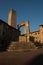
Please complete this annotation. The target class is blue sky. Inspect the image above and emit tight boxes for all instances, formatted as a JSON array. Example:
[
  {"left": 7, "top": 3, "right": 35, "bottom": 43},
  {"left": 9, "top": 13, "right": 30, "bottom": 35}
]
[{"left": 0, "top": 0, "right": 43, "bottom": 33}]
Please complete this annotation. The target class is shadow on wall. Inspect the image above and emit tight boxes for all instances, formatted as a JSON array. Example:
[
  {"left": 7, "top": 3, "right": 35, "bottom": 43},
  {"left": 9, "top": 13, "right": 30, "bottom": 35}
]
[
  {"left": 0, "top": 36, "right": 19, "bottom": 51},
  {"left": 25, "top": 54, "right": 43, "bottom": 65},
  {"left": 29, "top": 36, "right": 34, "bottom": 42}
]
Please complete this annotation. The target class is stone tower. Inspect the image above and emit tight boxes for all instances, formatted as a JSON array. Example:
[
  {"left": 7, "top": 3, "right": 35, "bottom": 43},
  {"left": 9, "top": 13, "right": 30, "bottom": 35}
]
[{"left": 8, "top": 10, "right": 16, "bottom": 28}]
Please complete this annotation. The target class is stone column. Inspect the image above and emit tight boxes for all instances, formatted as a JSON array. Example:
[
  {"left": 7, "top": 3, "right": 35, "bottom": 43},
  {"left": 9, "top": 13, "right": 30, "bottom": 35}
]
[{"left": 24, "top": 21, "right": 30, "bottom": 42}]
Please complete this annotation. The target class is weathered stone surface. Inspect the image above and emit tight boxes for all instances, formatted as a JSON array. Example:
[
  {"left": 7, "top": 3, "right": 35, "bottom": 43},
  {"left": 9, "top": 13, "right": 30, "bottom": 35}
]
[
  {"left": 17, "top": 21, "right": 30, "bottom": 42},
  {"left": 8, "top": 10, "right": 16, "bottom": 28},
  {"left": 7, "top": 42, "right": 36, "bottom": 51}
]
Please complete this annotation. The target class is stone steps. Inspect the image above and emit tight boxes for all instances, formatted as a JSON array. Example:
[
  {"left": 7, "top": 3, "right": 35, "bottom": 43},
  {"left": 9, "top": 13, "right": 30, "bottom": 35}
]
[
  {"left": 7, "top": 42, "right": 18, "bottom": 51},
  {"left": 7, "top": 41, "right": 37, "bottom": 51}
]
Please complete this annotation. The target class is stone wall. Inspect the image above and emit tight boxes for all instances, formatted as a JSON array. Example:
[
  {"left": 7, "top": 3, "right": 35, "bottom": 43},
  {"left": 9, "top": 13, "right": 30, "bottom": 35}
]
[
  {"left": 30, "top": 31, "right": 40, "bottom": 43},
  {"left": 19, "top": 36, "right": 26, "bottom": 42},
  {"left": 0, "top": 20, "right": 20, "bottom": 51}
]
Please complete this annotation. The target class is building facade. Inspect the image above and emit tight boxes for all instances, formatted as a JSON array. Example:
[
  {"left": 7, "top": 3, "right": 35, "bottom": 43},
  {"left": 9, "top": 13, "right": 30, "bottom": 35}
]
[
  {"left": 0, "top": 19, "right": 20, "bottom": 51},
  {"left": 30, "top": 25, "right": 43, "bottom": 44}
]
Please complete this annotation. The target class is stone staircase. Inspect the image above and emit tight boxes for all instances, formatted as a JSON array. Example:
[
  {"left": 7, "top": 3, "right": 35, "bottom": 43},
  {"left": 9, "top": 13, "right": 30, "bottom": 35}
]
[
  {"left": 7, "top": 41, "right": 37, "bottom": 52},
  {"left": 7, "top": 42, "right": 18, "bottom": 51}
]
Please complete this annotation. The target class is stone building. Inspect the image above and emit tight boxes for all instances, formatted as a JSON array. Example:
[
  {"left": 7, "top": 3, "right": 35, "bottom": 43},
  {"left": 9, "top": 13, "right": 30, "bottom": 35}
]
[
  {"left": 30, "top": 31, "right": 40, "bottom": 43},
  {"left": 0, "top": 19, "right": 20, "bottom": 51},
  {"left": 30, "top": 25, "right": 43, "bottom": 44},
  {"left": 18, "top": 20, "right": 43, "bottom": 44}
]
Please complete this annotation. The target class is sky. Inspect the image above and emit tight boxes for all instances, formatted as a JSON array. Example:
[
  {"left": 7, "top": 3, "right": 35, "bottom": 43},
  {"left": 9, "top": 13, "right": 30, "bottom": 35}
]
[{"left": 0, "top": 0, "right": 43, "bottom": 34}]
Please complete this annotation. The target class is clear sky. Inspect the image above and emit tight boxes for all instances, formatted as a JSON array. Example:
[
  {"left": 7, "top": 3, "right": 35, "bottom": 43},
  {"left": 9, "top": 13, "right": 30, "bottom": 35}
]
[{"left": 0, "top": 0, "right": 43, "bottom": 33}]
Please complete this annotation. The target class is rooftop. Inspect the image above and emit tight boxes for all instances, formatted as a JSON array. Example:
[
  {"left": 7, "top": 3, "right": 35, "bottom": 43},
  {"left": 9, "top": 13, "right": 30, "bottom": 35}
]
[{"left": 0, "top": 19, "right": 19, "bottom": 31}]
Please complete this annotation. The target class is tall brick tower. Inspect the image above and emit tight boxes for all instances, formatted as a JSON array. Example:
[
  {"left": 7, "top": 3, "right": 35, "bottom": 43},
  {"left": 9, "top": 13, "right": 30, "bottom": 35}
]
[{"left": 8, "top": 10, "right": 16, "bottom": 28}]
